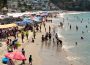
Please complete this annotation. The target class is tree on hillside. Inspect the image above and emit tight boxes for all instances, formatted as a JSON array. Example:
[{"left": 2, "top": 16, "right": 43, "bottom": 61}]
[
  {"left": 51, "top": 0, "right": 73, "bottom": 3},
  {"left": 3, "top": 0, "right": 7, "bottom": 7},
  {"left": 0, "top": 0, "right": 7, "bottom": 10}
]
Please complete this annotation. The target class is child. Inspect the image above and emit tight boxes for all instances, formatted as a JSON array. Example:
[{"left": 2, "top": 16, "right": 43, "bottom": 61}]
[
  {"left": 29, "top": 55, "right": 32, "bottom": 65},
  {"left": 32, "top": 38, "right": 34, "bottom": 43}
]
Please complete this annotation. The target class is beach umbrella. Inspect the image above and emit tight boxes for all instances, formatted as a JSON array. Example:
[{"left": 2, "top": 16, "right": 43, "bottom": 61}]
[
  {"left": 5, "top": 51, "right": 26, "bottom": 60},
  {"left": 16, "top": 18, "right": 33, "bottom": 26},
  {"left": 2, "top": 57, "right": 9, "bottom": 64},
  {"left": 33, "top": 16, "right": 42, "bottom": 23},
  {"left": 5, "top": 52, "right": 14, "bottom": 59},
  {"left": 23, "top": 18, "right": 33, "bottom": 24},
  {"left": 23, "top": 17, "right": 31, "bottom": 20},
  {"left": 23, "top": 19, "right": 33, "bottom": 23},
  {"left": 12, "top": 51, "right": 26, "bottom": 60},
  {"left": 16, "top": 21, "right": 25, "bottom": 26}
]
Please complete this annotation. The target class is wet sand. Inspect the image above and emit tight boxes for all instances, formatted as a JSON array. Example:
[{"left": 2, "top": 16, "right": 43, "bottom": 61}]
[
  {"left": 0, "top": 17, "right": 71, "bottom": 65},
  {"left": 39, "top": 22, "right": 70, "bottom": 65}
]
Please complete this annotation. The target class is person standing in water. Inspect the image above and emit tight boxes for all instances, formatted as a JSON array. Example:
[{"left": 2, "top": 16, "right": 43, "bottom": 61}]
[
  {"left": 49, "top": 32, "right": 51, "bottom": 41},
  {"left": 76, "top": 25, "right": 78, "bottom": 31},
  {"left": 75, "top": 42, "right": 77, "bottom": 46},
  {"left": 55, "top": 33, "right": 58, "bottom": 40},
  {"left": 63, "top": 18, "right": 64, "bottom": 22},
  {"left": 86, "top": 25, "right": 88, "bottom": 28},
  {"left": 41, "top": 35, "right": 44, "bottom": 43},
  {"left": 70, "top": 24, "right": 71, "bottom": 30}
]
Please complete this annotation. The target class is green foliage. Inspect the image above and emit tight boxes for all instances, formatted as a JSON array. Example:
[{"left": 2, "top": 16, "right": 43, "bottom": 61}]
[
  {"left": 0, "top": 0, "right": 7, "bottom": 10},
  {"left": 51, "top": 0, "right": 73, "bottom": 3},
  {"left": 50, "top": 0, "right": 90, "bottom": 11},
  {"left": 86, "top": 2, "right": 90, "bottom": 10}
]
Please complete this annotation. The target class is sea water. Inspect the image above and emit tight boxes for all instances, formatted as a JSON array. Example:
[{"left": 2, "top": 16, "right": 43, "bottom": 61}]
[{"left": 53, "top": 12, "right": 90, "bottom": 65}]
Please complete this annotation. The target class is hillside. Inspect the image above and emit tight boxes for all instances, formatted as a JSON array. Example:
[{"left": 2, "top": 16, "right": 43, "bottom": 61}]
[
  {"left": 50, "top": 0, "right": 90, "bottom": 11},
  {"left": 0, "top": 0, "right": 7, "bottom": 11}
]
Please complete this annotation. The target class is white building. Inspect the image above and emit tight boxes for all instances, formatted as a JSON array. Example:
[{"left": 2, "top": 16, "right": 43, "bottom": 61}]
[
  {"left": 7, "top": 0, "right": 50, "bottom": 11},
  {"left": 31, "top": 0, "right": 50, "bottom": 10},
  {"left": 7, "top": 0, "right": 31, "bottom": 12},
  {"left": 7, "top": 0, "right": 18, "bottom": 9}
]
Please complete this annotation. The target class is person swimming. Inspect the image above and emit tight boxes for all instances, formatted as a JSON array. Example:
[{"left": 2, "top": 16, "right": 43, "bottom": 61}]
[
  {"left": 81, "top": 36, "right": 84, "bottom": 40},
  {"left": 75, "top": 42, "right": 77, "bottom": 46}
]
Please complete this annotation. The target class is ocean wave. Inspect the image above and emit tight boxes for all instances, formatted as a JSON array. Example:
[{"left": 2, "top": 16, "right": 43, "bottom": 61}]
[
  {"left": 62, "top": 45, "right": 74, "bottom": 50},
  {"left": 58, "top": 33, "right": 63, "bottom": 38},
  {"left": 64, "top": 11, "right": 89, "bottom": 14},
  {"left": 66, "top": 56, "right": 80, "bottom": 61},
  {"left": 65, "top": 12, "right": 88, "bottom": 15},
  {"left": 59, "top": 13, "right": 65, "bottom": 18},
  {"left": 59, "top": 12, "right": 89, "bottom": 18}
]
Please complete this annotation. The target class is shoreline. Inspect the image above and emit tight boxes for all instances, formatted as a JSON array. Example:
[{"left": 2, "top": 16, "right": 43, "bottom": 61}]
[
  {"left": 39, "top": 22, "right": 71, "bottom": 65},
  {"left": 0, "top": 11, "right": 87, "bottom": 65},
  {"left": 0, "top": 21, "right": 70, "bottom": 65},
  {"left": 55, "top": 11, "right": 90, "bottom": 65}
]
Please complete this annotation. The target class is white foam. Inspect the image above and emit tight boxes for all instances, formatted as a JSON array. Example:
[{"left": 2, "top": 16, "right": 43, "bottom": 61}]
[
  {"left": 62, "top": 45, "right": 74, "bottom": 50},
  {"left": 66, "top": 56, "right": 80, "bottom": 61},
  {"left": 58, "top": 33, "right": 63, "bottom": 38},
  {"left": 59, "top": 13, "right": 65, "bottom": 18},
  {"left": 88, "top": 31, "right": 90, "bottom": 32},
  {"left": 64, "top": 11, "right": 88, "bottom": 15},
  {"left": 59, "top": 12, "right": 89, "bottom": 18}
]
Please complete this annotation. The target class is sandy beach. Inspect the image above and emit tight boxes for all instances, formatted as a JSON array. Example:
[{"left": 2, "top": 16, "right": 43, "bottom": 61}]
[{"left": 0, "top": 16, "right": 71, "bottom": 65}]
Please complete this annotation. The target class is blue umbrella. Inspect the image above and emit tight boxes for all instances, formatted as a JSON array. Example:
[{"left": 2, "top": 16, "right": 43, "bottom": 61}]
[
  {"left": 16, "top": 18, "right": 33, "bottom": 26},
  {"left": 23, "top": 19, "right": 33, "bottom": 24},
  {"left": 2, "top": 57, "right": 9, "bottom": 64},
  {"left": 33, "top": 16, "right": 42, "bottom": 23},
  {"left": 16, "top": 21, "right": 25, "bottom": 26},
  {"left": 23, "top": 17, "right": 32, "bottom": 20}
]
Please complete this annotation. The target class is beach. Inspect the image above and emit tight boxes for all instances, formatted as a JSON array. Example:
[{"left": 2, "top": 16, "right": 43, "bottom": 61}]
[
  {"left": 0, "top": 16, "right": 71, "bottom": 65},
  {"left": 54, "top": 11, "right": 90, "bottom": 65},
  {"left": 0, "top": 11, "right": 90, "bottom": 65}
]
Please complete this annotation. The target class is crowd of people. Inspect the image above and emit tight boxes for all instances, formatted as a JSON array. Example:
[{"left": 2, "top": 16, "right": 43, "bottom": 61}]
[
  {"left": 0, "top": 27, "right": 18, "bottom": 39},
  {"left": 1, "top": 12, "right": 61, "bottom": 65}
]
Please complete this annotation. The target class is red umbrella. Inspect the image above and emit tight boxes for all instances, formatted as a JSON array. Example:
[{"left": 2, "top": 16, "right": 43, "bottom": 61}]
[
  {"left": 12, "top": 51, "right": 26, "bottom": 60},
  {"left": 5, "top": 51, "right": 26, "bottom": 60},
  {"left": 5, "top": 52, "right": 14, "bottom": 59}
]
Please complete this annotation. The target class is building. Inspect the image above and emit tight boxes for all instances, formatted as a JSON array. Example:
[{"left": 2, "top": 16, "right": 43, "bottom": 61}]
[
  {"left": 7, "top": 0, "right": 50, "bottom": 12},
  {"left": 7, "top": 0, "right": 18, "bottom": 12},
  {"left": 31, "top": 0, "right": 50, "bottom": 10},
  {"left": 7, "top": 0, "right": 32, "bottom": 12}
]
